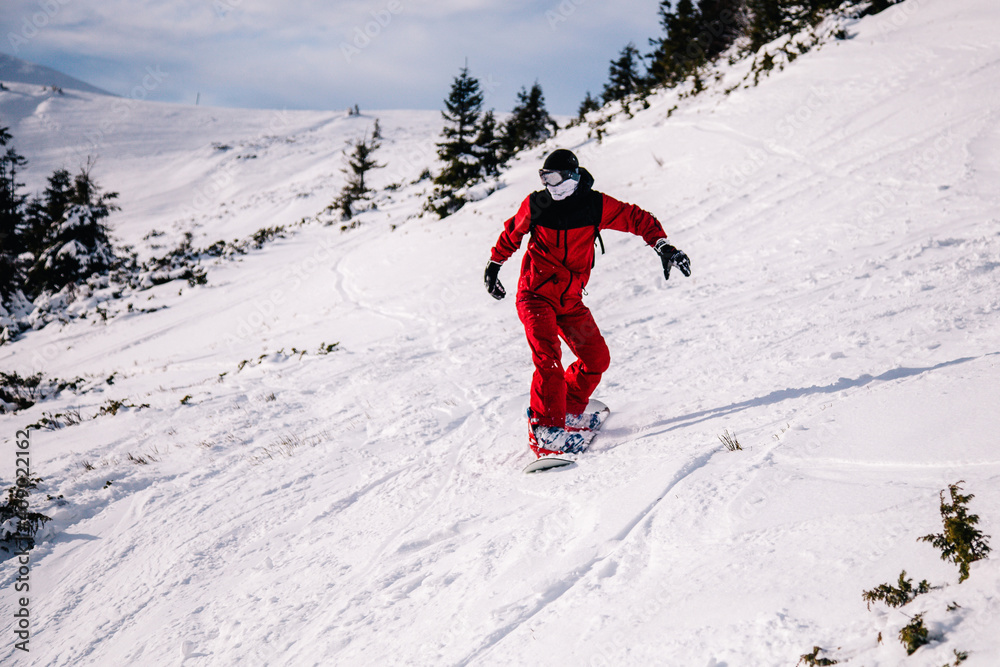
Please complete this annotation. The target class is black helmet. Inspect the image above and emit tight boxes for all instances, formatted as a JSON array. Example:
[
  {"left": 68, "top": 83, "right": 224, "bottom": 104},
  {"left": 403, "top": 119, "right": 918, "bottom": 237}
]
[{"left": 542, "top": 149, "right": 579, "bottom": 172}]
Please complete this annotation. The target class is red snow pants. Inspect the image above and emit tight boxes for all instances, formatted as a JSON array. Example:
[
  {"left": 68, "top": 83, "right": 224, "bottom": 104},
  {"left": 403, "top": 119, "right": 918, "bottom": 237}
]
[{"left": 516, "top": 293, "right": 611, "bottom": 428}]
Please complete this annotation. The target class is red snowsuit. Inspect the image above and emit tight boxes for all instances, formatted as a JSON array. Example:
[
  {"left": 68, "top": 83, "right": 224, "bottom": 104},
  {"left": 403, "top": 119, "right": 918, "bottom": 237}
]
[{"left": 490, "top": 169, "right": 669, "bottom": 427}]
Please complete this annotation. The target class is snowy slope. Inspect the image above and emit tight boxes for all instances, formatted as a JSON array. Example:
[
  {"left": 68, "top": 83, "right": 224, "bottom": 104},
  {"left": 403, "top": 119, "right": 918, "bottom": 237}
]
[{"left": 3, "top": 0, "right": 1000, "bottom": 665}]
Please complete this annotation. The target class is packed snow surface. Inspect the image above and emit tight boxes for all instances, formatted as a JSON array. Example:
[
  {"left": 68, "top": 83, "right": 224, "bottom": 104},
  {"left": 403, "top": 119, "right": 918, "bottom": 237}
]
[{"left": 2, "top": 1, "right": 1000, "bottom": 664}]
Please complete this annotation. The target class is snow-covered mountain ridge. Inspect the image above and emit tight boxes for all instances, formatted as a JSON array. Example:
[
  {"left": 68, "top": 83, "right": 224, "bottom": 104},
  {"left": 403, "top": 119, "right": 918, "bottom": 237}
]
[
  {"left": 0, "top": 53, "right": 113, "bottom": 97},
  {"left": 2, "top": 0, "right": 1000, "bottom": 664}
]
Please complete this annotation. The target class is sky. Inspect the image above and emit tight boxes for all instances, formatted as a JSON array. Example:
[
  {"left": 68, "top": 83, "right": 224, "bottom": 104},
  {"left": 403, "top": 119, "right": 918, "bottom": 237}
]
[{"left": 1, "top": 0, "right": 663, "bottom": 115}]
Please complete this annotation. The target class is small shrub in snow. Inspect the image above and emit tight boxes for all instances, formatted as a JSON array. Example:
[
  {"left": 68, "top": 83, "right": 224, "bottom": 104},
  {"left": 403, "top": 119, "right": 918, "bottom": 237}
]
[
  {"left": 0, "top": 371, "right": 43, "bottom": 412},
  {"left": 0, "top": 477, "right": 51, "bottom": 553},
  {"left": 127, "top": 452, "right": 156, "bottom": 465},
  {"left": 0, "top": 371, "right": 83, "bottom": 414},
  {"left": 27, "top": 408, "right": 84, "bottom": 431},
  {"left": 849, "top": 485, "right": 996, "bottom": 656},
  {"left": 919, "top": 481, "right": 991, "bottom": 583},
  {"left": 897, "top": 613, "right": 930, "bottom": 655},
  {"left": 719, "top": 428, "right": 742, "bottom": 451},
  {"left": 797, "top": 646, "right": 838, "bottom": 666},
  {"left": 949, "top": 649, "right": 970, "bottom": 664},
  {"left": 861, "top": 570, "right": 935, "bottom": 610},
  {"left": 250, "top": 225, "right": 286, "bottom": 249},
  {"left": 95, "top": 398, "right": 150, "bottom": 417}
]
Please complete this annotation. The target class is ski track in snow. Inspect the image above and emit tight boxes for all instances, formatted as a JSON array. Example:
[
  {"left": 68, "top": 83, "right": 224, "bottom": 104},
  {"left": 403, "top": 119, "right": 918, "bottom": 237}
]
[{"left": 3, "top": 1, "right": 1000, "bottom": 665}]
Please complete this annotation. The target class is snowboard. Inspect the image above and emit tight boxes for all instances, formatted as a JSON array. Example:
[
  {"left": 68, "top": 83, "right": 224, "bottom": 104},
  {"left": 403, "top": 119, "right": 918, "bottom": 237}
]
[{"left": 523, "top": 399, "right": 610, "bottom": 474}]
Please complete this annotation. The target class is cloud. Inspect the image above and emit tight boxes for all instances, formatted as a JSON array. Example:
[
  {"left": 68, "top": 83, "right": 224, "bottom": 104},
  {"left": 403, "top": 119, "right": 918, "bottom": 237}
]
[{"left": 1, "top": 0, "right": 661, "bottom": 114}]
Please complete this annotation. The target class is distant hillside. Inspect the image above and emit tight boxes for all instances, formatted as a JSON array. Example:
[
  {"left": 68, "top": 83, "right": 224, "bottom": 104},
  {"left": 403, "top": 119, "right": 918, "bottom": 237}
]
[{"left": 0, "top": 52, "right": 113, "bottom": 95}]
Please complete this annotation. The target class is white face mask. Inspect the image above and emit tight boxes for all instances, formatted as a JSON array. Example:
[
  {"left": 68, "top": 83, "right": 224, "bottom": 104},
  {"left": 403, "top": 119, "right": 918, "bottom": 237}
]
[{"left": 546, "top": 178, "right": 579, "bottom": 201}]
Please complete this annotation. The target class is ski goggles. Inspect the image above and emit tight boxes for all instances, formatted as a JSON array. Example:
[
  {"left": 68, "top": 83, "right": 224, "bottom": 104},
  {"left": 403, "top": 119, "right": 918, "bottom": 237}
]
[{"left": 538, "top": 168, "right": 580, "bottom": 187}]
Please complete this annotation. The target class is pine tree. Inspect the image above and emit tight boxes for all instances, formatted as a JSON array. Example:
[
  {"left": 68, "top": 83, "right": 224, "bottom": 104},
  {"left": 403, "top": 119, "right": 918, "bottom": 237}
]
[
  {"left": 429, "top": 64, "right": 486, "bottom": 218},
  {"left": 866, "top": 0, "right": 901, "bottom": 14},
  {"left": 0, "top": 127, "right": 27, "bottom": 305},
  {"left": 343, "top": 132, "right": 383, "bottom": 201},
  {"left": 20, "top": 169, "right": 71, "bottom": 266},
  {"left": 745, "top": 0, "right": 841, "bottom": 51},
  {"left": 25, "top": 165, "right": 120, "bottom": 297},
  {"left": 695, "top": 0, "right": 742, "bottom": 61},
  {"left": 474, "top": 110, "right": 503, "bottom": 180},
  {"left": 434, "top": 64, "right": 484, "bottom": 192},
  {"left": 500, "top": 82, "right": 558, "bottom": 162},
  {"left": 336, "top": 130, "right": 384, "bottom": 221},
  {"left": 576, "top": 91, "right": 601, "bottom": 121},
  {"left": 602, "top": 43, "right": 643, "bottom": 104},
  {"left": 648, "top": 0, "right": 704, "bottom": 86},
  {"left": 746, "top": 0, "right": 789, "bottom": 51}
]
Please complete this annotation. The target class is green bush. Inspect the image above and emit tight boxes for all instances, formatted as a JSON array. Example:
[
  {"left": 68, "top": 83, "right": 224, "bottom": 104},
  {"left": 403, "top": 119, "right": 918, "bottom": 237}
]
[
  {"left": 797, "top": 645, "right": 838, "bottom": 665},
  {"left": 862, "top": 570, "right": 935, "bottom": 610},
  {"left": 919, "top": 482, "right": 992, "bottom": 583},
  {"left": 898, "top": 613, "right": 930, "bottom": 655}
]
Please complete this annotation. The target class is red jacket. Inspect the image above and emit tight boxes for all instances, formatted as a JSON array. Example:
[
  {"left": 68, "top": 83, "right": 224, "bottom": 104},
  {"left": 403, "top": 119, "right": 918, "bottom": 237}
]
[{"left": 490, "top": 169, "right": 668, "bottom": 305}]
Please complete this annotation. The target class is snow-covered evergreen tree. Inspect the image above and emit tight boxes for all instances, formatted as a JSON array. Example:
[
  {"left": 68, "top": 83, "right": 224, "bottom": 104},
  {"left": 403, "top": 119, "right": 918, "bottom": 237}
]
[
  {"left": 25, "top": 166, "right": 120, "bottom": 298},
  {"left": 0, "top": 127, "right": 27, "bottom": 307}
]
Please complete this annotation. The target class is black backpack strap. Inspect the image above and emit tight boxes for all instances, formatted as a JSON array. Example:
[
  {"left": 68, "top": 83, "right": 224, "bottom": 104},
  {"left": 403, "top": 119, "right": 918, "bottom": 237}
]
[{"left": 591, "top": 192, "right": 605, "bottom": 262}]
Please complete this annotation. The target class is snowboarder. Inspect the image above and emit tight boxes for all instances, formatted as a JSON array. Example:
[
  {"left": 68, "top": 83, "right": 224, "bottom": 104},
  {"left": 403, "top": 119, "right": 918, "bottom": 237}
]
[{"left": 484, "top": 148, "right": 691, "bottom": 455}]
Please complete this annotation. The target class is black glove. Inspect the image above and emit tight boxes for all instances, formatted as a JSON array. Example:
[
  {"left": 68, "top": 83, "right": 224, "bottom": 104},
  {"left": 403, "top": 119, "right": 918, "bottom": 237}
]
[
  {"left": 484, "top": 260, "right": 506, "bottom": 300},
  {"left": 655, "top": 239, "right": 691, "bottom": 281}
]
